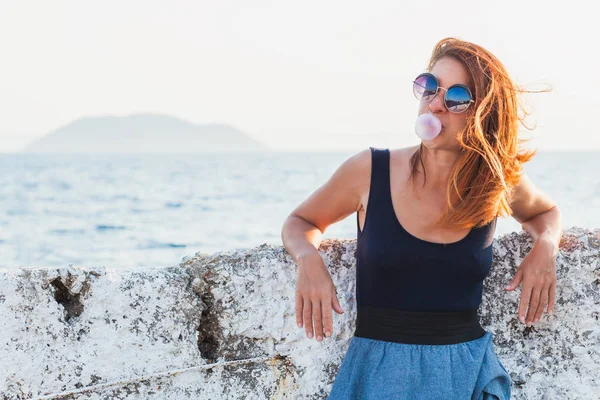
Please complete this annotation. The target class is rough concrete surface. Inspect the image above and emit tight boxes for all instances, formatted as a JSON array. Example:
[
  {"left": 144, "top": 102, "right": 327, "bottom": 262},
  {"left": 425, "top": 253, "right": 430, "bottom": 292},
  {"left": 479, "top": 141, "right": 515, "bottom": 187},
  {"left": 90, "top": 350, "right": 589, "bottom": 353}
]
[{"left": 0, "top": 226, "right": 598, "bottom": 399}]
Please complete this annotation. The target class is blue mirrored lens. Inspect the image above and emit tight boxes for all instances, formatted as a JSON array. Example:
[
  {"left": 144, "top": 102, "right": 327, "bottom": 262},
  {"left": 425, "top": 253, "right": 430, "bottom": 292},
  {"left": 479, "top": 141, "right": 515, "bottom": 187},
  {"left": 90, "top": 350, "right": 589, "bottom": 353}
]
[
  {"left": 413, "top": 74, "right": 437, "bottom": 101},
  {"left": 446, "top": 86, "right": 472, "bottom": 112}
]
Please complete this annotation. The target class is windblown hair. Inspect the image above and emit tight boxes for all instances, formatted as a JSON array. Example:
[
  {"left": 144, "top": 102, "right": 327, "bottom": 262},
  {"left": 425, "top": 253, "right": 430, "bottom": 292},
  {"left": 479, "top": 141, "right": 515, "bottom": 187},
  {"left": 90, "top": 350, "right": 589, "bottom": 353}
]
[{"left": 409, "top": 37, "right": 552, "bottom": 230}]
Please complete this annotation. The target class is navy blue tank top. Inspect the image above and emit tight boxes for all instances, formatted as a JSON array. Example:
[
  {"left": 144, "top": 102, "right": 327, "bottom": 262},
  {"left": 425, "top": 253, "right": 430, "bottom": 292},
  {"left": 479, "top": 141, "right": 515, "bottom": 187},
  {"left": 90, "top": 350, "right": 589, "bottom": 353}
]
[{"left": 355, "top": 147, "right": 497, "bottom": 312}]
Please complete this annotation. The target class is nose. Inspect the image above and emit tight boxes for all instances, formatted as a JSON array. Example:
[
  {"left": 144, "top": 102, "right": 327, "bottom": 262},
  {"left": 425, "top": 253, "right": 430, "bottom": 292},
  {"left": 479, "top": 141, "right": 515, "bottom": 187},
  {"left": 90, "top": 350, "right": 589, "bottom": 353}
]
[{"left": 428, "top": 88, "right": 446, "bottom": 113}]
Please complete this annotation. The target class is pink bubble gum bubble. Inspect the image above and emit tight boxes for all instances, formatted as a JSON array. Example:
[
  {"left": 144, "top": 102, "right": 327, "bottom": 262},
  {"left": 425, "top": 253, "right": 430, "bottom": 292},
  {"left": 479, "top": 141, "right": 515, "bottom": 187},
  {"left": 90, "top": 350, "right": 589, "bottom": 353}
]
[{"left": 415, "top": 113, "right": 442, "bottom": 140}]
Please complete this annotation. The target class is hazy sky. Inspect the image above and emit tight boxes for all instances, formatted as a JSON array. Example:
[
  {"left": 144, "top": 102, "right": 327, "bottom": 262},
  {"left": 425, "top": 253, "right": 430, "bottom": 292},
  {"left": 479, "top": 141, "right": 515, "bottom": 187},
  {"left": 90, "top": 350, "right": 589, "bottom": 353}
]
[{"left": 1, "top": 0, "right": 597, "bottom": 152}]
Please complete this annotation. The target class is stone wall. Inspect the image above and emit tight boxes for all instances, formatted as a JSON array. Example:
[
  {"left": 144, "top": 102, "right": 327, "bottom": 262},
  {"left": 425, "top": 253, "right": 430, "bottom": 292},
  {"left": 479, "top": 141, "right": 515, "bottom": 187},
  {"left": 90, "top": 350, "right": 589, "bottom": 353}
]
[{"left": 0, "top": 227, "right": 598, "bottom": 399}]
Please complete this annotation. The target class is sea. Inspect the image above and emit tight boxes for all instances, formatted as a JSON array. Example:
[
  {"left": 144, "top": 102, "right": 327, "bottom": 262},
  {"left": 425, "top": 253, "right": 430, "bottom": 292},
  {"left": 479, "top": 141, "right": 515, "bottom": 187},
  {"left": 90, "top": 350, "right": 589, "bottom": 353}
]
[{"left": 1, "top": 151, "right": 598, "bottom": 269}]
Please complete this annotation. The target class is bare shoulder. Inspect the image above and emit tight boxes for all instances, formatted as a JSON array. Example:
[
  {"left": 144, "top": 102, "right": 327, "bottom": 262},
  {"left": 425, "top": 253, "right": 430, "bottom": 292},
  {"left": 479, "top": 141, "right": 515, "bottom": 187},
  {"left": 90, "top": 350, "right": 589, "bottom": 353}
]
[
  {"left": 330, "top": 147, "right": 372, "bottom": 187},
  {"left": 389, "top": 145, "right": 420, "bottom": 175},
  {"left": 326, "top": 146, "right": 373, "bottom": 206},
  {"left": 345, "top": 147, "right": 373, "bottom": 169},
  {"left": 342, "top": 147, "right": 373, "bottom": 197},
  {"left": 286, "top": 147, "right": 374, "bottom": 234}
]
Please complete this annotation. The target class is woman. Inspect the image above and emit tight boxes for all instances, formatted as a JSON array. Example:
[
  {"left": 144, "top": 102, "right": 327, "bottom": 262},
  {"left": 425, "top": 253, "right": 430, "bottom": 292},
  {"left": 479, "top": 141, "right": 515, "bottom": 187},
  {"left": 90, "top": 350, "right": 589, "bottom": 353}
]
[{"left": 281, "top": 37, "right": 562, "bottom": 399}]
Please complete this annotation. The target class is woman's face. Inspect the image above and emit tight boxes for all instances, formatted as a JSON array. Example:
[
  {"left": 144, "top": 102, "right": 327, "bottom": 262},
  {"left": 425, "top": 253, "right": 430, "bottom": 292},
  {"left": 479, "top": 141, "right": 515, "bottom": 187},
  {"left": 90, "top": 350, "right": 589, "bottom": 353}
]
[{"left": 417, "top": 56, "right": 473, "bottom": 151}]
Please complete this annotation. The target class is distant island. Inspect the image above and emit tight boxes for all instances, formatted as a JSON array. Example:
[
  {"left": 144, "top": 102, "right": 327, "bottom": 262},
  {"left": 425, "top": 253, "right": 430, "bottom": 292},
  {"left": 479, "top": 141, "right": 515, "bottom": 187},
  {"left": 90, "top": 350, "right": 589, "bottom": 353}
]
[{"left": 22, "top": 114, "right": 270, "bottom": 153}]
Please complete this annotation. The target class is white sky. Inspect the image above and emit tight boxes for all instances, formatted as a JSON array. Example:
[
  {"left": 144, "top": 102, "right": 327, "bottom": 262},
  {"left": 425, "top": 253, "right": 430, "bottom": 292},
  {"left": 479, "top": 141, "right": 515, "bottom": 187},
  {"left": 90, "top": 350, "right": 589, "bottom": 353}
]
[{"left": 1, "top": 0, "right": 597, "bottom": 152}]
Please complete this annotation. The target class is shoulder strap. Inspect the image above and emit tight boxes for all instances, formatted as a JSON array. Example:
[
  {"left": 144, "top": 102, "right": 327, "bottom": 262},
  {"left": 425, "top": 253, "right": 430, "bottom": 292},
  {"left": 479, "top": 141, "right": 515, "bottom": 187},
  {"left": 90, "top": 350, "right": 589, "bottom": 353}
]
[
  {"left": 368, "top": 146, "right": 391, "bottom": 204},
  {"left": 357, "top": 147, "right": 395, "bottom": 233}
]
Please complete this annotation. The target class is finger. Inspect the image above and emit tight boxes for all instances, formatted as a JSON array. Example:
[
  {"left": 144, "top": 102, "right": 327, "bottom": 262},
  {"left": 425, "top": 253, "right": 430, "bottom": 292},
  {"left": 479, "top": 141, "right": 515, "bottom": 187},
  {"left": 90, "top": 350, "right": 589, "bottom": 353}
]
[
  {"left": 322, "top": 296, "right": 333, "bottom": 338},
  {"left": 303, "top": 297, "right": 313, "bottom": 339},
  {"left": 525, "top": 286, "right": 542, "bottom": 325},
  {"left": 312, "top": 298, "right": 324, "bottom": 341},
  {"left": 296, "top": 292, "right": 304, "bottom": 328},
  {"left": 547, "top": 280, "right": 556, "bottom": 315},
  {"left": 518, "top": 284, "right": 533, "bottom": 324},
  {"left": 332, "top": 293, "right": 344, "bottom": 314},
  {"left": 533, "top": 285, "right": 550, "bottom": 323}
]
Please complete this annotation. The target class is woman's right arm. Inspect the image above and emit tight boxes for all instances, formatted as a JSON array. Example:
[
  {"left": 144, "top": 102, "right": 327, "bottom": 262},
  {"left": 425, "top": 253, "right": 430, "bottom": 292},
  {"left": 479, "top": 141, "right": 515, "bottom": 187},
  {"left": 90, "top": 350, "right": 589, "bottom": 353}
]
[{"left": 281, "top": 148, "right": 371, "bottom": 342}]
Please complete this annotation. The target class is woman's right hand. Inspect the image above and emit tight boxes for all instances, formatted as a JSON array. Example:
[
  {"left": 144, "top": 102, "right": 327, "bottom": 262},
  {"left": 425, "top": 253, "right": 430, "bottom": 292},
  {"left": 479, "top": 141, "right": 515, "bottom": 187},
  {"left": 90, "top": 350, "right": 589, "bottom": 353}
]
[{"left": 295, "top": 252, "right": 344, "bottom": 342}]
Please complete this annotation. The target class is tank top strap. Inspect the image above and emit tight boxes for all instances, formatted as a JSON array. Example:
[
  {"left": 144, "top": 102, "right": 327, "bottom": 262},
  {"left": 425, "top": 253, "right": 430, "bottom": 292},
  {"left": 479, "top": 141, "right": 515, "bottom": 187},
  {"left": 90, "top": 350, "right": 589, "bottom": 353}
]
[
  {"left": 357, "top": 147, "right": 396, "bottom": 235},
  {"left": 369, "top": 146, "right": 391, "bottom": 197}
]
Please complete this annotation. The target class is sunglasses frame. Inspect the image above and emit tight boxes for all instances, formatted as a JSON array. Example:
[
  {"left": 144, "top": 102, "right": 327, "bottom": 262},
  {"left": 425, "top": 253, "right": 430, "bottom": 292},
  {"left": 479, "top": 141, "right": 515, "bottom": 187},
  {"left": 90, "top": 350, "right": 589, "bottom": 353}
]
[{"left": 412, "top": 72, "right": 475, "bottom": 114}]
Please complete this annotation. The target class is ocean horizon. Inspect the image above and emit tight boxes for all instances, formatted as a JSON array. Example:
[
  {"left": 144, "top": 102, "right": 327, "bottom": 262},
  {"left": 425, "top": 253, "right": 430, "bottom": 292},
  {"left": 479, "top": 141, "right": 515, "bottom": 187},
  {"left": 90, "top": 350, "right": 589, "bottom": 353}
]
[{"left": 2, "top": 150, "right": 598, "bottom": 269}]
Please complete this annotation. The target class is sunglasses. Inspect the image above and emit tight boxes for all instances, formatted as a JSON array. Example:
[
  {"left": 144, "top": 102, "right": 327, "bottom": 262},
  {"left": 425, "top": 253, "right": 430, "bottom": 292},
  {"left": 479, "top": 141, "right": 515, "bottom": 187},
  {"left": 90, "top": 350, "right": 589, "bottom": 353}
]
[{"left": 412, "top": 72, "right": 474, "bottom": 113}]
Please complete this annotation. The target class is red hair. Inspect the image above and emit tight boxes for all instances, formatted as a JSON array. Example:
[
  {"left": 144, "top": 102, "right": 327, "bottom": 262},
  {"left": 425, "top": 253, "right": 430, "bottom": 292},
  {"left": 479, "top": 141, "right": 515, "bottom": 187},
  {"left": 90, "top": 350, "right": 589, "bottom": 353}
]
[{"left": 408, "top": 37, "right": 552, "bottom": 230}]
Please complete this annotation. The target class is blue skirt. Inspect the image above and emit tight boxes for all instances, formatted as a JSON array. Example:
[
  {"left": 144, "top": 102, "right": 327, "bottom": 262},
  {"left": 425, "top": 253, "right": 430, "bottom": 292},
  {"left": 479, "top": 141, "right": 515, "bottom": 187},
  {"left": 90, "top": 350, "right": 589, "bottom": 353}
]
[{"left": 327, "top": 330, "right": 511, "bottom": 399}]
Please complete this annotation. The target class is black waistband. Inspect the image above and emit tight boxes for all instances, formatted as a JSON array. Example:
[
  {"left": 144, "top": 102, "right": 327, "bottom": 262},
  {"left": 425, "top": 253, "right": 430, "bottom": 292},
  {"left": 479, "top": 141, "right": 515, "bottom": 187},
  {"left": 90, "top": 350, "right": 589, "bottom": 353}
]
[{"left": 354, "top": 305, "right": 486, "bottom": 345}]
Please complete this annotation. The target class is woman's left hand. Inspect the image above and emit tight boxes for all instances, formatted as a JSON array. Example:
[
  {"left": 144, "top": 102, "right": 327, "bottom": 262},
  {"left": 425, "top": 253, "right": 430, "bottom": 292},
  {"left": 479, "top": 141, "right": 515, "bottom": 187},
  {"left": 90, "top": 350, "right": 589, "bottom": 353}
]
[{"left": 503, "top": 240, "right": 557, "bottom": 326}]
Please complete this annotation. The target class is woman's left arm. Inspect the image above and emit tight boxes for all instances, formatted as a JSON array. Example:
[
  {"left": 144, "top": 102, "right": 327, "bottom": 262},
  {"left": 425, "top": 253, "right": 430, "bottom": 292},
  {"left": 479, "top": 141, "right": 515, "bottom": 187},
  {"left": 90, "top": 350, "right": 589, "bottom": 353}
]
[{"left": 504, "top": 173, "right": 564, "bottom": 327}]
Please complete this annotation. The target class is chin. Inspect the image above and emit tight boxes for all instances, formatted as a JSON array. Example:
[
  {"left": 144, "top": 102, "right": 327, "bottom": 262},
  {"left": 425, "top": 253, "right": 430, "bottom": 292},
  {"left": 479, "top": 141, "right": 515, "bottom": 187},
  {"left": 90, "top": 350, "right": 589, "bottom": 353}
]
[{"left": 421, "top": 138, "right": 440, "bottom": 146}]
